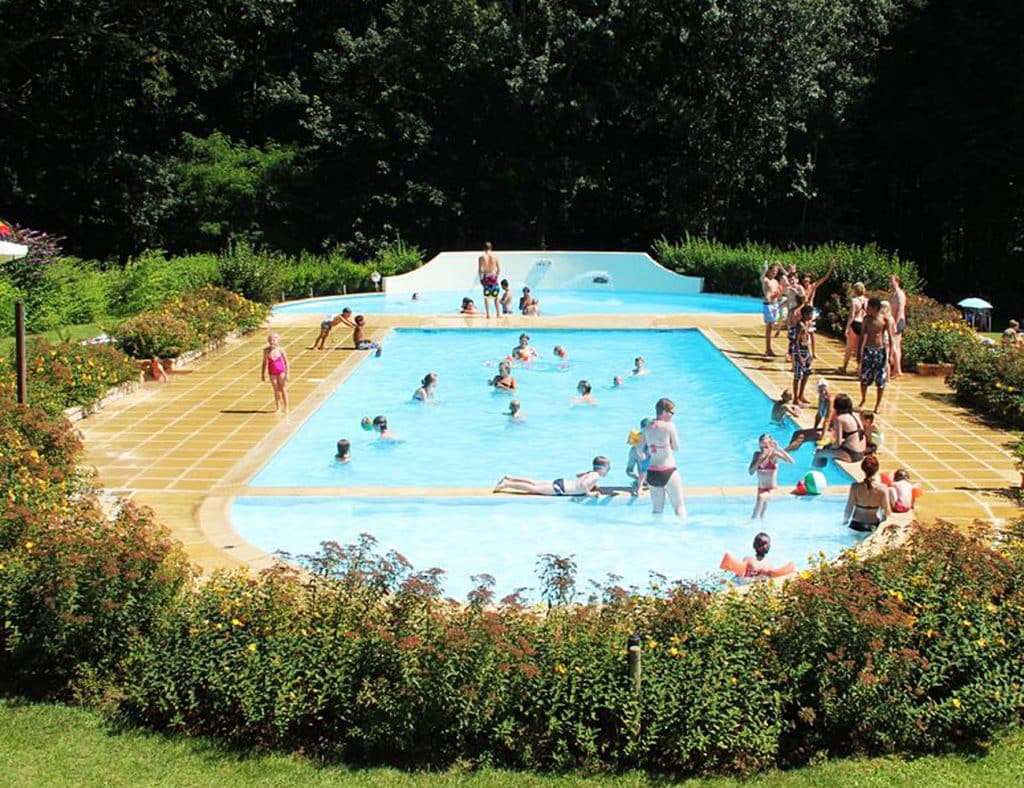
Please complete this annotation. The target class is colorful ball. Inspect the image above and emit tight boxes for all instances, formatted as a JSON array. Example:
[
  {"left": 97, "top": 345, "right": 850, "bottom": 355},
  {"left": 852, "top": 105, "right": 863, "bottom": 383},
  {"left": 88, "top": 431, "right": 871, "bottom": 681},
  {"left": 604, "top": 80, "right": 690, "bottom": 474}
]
[{"left": 360, "top": 416, "right": 373, "bottom": 431}]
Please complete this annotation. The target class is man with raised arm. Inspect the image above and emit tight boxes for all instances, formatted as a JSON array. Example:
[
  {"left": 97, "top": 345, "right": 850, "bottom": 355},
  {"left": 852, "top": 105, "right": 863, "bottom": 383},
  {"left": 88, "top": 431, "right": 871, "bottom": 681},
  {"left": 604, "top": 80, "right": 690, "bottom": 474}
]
[{"left": 478, "top": 241, "right": 501, "bottom": 319}]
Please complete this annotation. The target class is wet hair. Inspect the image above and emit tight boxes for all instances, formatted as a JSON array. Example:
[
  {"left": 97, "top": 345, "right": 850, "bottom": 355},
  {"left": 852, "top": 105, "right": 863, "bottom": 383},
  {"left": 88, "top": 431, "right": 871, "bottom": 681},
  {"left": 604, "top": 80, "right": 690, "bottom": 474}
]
[
  {"left": 500, "top": 279, "right": 509, "bottom": 287},
  {"left": 341, "top": 307, "right": 352, "bottom": 315},
  {"left": 861, "top": 454, "right": 879, "bottom": 480},
  {"left": 577, "top": 380, "right": 592, "bottom": 395},
  {"left": 461, "top": 297, "right": 472, "bottom": 306},
  {"left": 655, "top": 397, "right": 675, "bottom": 416},
  {"left": 522, "top": 287, "right": 531, "bottom": 294},
  {"left": 421, "top": 372, "right": 437, "bottom": 387},
  {"left": 634, "top": 356, "right": 644, "bottom": 365},
  {"left": 355, "top": 315, "right": 366, "bottom": 325},
  {"left": 894, "top": 469, "right": 909, "bottom": 482},
  {"left": 372, "top": 415, "right": 387, "bottom": 431},
  {"left": 554, "top": 345, "right": 566, "bottom": 357},
  {"left": 753, "top": 532, "right": 771, "bottom": 559},
  {"left": 592, "top": 455, "right": 610, "bottom": 469},
  {"left": 833, "top": 393, "right": 854, "bottom": 414},
  {"left": 868, "top": 296, "right": 882, "bottom": 311},
  {"left": 519, "top": 333, "right": 530, "bottom": 342},
  {"left": 779, "top": 389, "right": 793, "bottom": 402},
  {"left": 853, "top": 282, "right": 866, "bottom": 296},
  {"left": 758, "top": 433, "right": 774, "bottom": 445},
  {"left": 509, "top": 399, "right": 520, "bottom": 414},
  {"left": 335, "top": 439, "right": 350, "bottom": 459}
]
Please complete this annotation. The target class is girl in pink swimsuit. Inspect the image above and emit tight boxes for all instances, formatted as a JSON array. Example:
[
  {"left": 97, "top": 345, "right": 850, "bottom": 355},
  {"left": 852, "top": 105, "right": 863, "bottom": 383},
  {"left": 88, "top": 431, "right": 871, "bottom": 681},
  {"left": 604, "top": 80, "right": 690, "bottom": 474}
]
[
  {"left": 748, "top": 434, "right": 794, "bottom": 519},
  {"left": 261, "top": 333, "right": 289, "bottom": 414}
]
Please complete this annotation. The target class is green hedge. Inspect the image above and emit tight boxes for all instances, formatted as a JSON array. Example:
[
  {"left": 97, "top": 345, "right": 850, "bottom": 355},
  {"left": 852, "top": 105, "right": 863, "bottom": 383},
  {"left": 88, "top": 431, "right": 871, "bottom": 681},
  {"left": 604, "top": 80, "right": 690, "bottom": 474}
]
[{"left": 948, "top": 343, "right": 1024, "bottom": 428}]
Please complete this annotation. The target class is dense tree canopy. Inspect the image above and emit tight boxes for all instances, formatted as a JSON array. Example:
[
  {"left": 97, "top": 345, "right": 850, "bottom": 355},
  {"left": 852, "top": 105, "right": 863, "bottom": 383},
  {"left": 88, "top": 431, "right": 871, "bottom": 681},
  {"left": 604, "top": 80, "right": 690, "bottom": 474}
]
[{"left": 0, "top": 0, "right": 1020, "bottom": 312}]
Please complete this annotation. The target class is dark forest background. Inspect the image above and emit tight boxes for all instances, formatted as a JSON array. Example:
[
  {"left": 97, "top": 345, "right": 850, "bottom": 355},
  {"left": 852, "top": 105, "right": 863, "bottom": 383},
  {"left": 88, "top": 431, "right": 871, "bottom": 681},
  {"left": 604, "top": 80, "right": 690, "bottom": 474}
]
[{"left": 0, "top": 0, "right": 1020, "bottom": 314}]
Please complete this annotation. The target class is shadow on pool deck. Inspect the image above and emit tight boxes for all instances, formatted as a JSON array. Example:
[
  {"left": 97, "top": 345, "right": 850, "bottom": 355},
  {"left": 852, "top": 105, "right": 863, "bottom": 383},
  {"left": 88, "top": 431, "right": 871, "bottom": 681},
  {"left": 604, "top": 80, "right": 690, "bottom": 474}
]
[{"left": 76, "top": 314, "right": 1022, "bottom": 573}]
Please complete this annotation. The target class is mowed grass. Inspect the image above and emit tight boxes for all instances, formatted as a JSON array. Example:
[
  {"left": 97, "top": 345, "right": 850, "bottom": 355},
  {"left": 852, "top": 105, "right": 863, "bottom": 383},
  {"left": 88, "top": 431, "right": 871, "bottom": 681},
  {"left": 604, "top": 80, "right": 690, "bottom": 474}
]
[{"left": 1, "top": 701, "right": 1021, "bottom": 787}]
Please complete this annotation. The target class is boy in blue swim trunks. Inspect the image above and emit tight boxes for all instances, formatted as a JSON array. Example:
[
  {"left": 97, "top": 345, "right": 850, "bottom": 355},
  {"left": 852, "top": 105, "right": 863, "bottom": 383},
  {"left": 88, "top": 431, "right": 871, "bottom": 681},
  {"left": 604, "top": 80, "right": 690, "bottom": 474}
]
[
  {"left": 494, "top": 456, "right": 610, "bottom": 496},
  {"left": 857, "top": 297, "right": 891, "bottom": 412},
  {"left": 790, "top": 305, "right": 814, "bottom": 405}
]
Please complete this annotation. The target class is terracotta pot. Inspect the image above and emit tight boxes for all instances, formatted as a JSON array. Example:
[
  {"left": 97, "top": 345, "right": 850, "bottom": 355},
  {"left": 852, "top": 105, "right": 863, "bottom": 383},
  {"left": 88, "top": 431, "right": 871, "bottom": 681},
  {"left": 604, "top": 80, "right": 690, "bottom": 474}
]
[{"left": 915, "top": 362, "right": 954, "bottom": 376}]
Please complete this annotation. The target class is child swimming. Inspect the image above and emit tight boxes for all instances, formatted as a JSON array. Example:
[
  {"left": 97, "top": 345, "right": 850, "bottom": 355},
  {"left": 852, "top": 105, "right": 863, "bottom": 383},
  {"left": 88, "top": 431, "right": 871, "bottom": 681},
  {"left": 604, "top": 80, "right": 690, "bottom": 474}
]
[
  {"left": 335, "top": 438, "right": 351, "bottom": 463},
  {"left": 770, "top": 390, "right": 801, "bottom": 425},
  {"left": 413, "top": 372, "right": 438, "bottom": 401},
  {"left": 631, "top": 356, "right": 647, "bottom": 376},
  {"left": 507, "top": 399, "right": 524, "bottom": 421},
  {"left": 494, "top": 456, "right": 611, "bottom": 496},
  {"left": 574, "top": 379, "right": 596, "bottom": 405},
  {"left": 490, "top": 361, "right": 516, "bottom": 390}
]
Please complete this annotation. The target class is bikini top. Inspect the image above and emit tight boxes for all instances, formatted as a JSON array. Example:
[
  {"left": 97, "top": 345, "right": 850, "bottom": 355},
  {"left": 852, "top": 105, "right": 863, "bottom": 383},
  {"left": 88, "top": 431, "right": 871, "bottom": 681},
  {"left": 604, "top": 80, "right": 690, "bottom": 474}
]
[{"left": 756, "top": 454, "right": 778, "bottom": 472}]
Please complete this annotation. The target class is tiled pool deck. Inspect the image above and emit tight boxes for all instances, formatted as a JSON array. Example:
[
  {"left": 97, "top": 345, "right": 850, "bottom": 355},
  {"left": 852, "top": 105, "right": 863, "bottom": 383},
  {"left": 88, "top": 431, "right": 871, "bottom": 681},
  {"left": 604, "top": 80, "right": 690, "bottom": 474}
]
[{"left": 78, "top": 311, "right": 1023, "bottom": 572}]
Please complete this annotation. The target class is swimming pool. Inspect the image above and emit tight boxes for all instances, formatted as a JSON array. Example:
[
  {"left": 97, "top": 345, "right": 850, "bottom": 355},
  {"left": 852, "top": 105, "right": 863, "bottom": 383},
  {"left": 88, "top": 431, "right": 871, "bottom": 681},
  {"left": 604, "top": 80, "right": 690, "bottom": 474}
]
[
  {"left": 233, "top": 495, "right": 862, "bottom": 600},
  {"left": 273, "top": 290, "right": 762, "bottom": 317},
  {"left": 249, "top": 329, "right": 852, "bottom": 489}
]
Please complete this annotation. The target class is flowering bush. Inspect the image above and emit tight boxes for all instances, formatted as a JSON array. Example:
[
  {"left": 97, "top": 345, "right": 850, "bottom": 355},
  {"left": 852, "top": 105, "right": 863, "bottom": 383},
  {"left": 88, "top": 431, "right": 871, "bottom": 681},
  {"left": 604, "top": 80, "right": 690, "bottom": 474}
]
[
  {"left": 901, "top": 320, "right": 976, "bottom": 369},
  {"left": 116, "top": 525, "right": 1024, "bottom": 773},
  {"left": 948, "top": 342, "right": 1024, "bottom": 427},
  {"left": 114, "top": 287, "right": 267, "bottom": 359}
]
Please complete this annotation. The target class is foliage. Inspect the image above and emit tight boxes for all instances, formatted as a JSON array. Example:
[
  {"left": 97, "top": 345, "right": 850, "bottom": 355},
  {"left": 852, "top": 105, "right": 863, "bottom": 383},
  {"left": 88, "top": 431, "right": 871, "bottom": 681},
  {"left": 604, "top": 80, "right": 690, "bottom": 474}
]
[
  {"left": 216, "top": 242, "right": 286, "bottom": 305},
  {"left": 947, "top": 343, "right": 1024, "bottom": 428},
  {"left": 115, "top": 524, "right": 1024, "bottom": 774},
  {"left": 113, "top": 287, "right": 268, "bottom": 359},
  {"left": 900, "top": 321, "right": 976, "bottom": 370},
  {"left": 906, "top": 294, "right": 963, "bottom": 326},
  {"left": 1012, "top": 434, "right": 1024, "bottom": 473},
  {"left": 19, "top": 258, "right": 111, "bottom": 333},
  {"left": 0, "top": 278, "right": 21, "bottom": 336},
  {"left": 107, "top": 250, "right": 221, "bottom": 317},
  {"left": 0, "top": 386, "right": 190, "bottom": 696},
  {"left": 0, "top": 224, "right": 63, "bottom": 289}
]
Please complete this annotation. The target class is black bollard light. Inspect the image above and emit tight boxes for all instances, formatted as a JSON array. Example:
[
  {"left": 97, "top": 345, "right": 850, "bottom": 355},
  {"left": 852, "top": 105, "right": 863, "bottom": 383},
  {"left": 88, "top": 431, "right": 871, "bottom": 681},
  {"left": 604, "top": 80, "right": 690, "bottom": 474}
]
[
  {"left": 15, "top": 301, "right": 26, "bottom": 405},
  {"left": 627, "top": 633, "right": 642, "bottom": 696}
]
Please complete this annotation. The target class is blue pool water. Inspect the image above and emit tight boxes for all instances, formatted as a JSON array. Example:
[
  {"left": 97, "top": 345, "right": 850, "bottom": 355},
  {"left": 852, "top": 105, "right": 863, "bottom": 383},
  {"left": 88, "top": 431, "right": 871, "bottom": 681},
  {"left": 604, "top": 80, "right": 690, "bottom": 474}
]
[
  {"left": 273, "top": 290, "right": 761, "bottom": 316},
  {"left": 250, "top": 329, "right": 852, "bottom": 489},
  {"left": 233, "top": 495, "right": 862, "bottom": 600}
]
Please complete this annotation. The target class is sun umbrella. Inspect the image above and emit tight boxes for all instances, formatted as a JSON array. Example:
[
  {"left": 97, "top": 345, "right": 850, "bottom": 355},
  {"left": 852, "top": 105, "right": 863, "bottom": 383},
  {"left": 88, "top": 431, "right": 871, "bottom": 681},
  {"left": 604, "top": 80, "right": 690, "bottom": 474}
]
[
  {"left": 0, "top": 240, "right": 28, "bottom": 262},
  {"left": 957, "top": 297, "right": 993, "bottom": 310}
]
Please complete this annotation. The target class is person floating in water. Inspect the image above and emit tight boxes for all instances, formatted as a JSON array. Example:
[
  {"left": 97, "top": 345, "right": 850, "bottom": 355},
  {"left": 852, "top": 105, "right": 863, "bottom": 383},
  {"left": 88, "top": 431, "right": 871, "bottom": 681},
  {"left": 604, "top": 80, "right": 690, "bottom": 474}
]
[
  {"left": 372, "top": 415, "right": 400, "bottom": 441},
  {"left": 353, "top": 315, "right": 383, "bottom": 356},
  {"left": 721, "top": 532, "right": 796, "bottom": 579},
  {"left": 478, "top": 241, "right": 501, "bottom": 319},
  {"left": 494, "top": 456, "right": 610, "bottom": 496},
  {"left": 748, "top": 434, "right": 794, "bottom": 520},
  {"left": 313, "top": 308, "right": 355, "bottom": 349}
]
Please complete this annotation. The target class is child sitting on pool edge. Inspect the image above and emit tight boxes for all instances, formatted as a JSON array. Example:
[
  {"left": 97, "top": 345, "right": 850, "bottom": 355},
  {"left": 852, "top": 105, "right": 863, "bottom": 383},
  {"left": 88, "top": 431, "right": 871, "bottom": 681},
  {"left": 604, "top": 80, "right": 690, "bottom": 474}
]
[
  {"left": 353, "top": 315, "right": 383, "bottom": 356},
  {"left": 494, "top": 456, "right": 610, "bottom": 497}
]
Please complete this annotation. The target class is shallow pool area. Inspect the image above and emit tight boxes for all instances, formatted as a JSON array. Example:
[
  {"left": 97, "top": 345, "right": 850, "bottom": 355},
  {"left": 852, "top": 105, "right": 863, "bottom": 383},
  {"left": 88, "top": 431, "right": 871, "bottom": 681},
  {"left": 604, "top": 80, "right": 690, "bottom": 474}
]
[
  {"left": 249, "top": 329, "right": 851, "bottom": 489},
  {"left": 233, "top": 495, "right": 861, "bottom": 600},
  {"left": 273, "top": 289, "right": 761, "bottom": 317}
]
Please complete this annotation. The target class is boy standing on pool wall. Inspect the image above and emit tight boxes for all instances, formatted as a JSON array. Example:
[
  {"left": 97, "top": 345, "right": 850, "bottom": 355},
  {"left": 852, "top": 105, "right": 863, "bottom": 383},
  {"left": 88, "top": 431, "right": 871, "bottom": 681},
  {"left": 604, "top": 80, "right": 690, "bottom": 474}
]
[{"left": 478, "top": 242, "right": 501, "bottom": 319}]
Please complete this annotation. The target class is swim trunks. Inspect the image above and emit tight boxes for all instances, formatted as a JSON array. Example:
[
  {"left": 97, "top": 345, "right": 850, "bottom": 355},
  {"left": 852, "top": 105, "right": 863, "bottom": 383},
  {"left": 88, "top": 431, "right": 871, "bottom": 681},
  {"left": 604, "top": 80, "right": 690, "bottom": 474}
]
[
  {"left": 849, "top": 520, "right": 878, "bottom": 532},
  {"left": 795, "top": 345, "right": 812, "bottom": 378},
  {"left": 481, "top": 273, "right": 500, "bottom": 298},
  {"left": 320, "top": 319, "right": 332, "bottom": 331},
  {"left": 762, "top": 301, "right": 778, "bottom": 325},
  {"left": 896, "top": 318, "right": 906, "bottom": 334},
  {"left": 646, "top": 467, "right": 676, "bottom": 488},
  {"left": 859, "top": 346, "right": 888, "bottom": 388},
  {"left": 357, "top": 340, "right": 379, "bottom": 350},
  {"left": 787, "top": 323, "right": 800, "bottom": 359}
]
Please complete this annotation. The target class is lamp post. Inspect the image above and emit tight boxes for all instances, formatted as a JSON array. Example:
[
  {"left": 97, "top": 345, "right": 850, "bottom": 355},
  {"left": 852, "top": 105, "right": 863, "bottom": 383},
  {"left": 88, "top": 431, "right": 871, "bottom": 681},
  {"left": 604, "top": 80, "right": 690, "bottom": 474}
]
[{"left": 1, "top": 239, "right": 30, "bottom": 405}]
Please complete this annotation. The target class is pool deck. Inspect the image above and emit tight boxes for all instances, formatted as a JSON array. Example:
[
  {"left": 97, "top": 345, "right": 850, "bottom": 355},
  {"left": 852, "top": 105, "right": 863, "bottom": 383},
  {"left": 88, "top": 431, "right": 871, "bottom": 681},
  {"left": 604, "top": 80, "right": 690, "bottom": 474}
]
[{"left": 78, "top": 312, "right": 1023, "bottom": 573}]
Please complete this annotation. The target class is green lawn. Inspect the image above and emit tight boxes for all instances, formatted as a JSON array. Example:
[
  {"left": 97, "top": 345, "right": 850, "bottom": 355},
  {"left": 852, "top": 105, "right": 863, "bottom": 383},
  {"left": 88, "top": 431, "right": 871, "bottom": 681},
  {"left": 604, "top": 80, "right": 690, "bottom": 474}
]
[{"left": 0, "top": 701, "right": 1021, "bottom": 787}]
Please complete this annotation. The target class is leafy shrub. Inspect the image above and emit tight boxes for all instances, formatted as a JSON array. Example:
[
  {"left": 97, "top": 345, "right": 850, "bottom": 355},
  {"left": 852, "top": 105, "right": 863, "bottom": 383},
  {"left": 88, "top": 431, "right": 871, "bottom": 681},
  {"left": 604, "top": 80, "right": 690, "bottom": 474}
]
[
  {"left": 217, "top": 242, "right": 286, "bottom": 304},
  {"left": 0, "top": 278, "right": 22, "bottom": 336},
  {"left": 117, "top": 524, "right": 1024, "bottom": 774},
  {"left": 22, "top": 258, "right": 111, "bottom": 332},
  {"left": 115, "top": 313, "right": 199, "bottom": 359},
  {"left": 901, "top": 321, "right": 976, "bottom": 370},
  {"left": 15, "top": 338, "right": 141, "bottom": 414},
  {"left": 0, "top": 386, "right": 189, "bottom": 695},
  {"left": 948, "top": 342, "right": 1024, "bottom": 427},
  {"left": 653, "top": 237, "right": 920, "bottom": 338},
  {"left": 108, "top": 250, "right": 220, "bottom": 317},
  {"left": 372, "top": 237, "right": 423, "bottom": 277},
  {"left": 906, "top": 294, "right": 963, "bottom": 326},
  {"left": 278, "top": 249, "right": 362, "bottom": 299}
]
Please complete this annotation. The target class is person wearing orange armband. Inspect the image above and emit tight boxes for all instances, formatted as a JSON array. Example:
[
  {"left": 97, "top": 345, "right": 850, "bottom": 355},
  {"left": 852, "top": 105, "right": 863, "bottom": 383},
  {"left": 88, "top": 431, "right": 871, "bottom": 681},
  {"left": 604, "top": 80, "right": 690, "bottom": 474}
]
[
  {"left": 720, "top": 532, "right": 796, "bottom": 579},
  {"left": 887, "top": 469, "right": 915, "bottom": 513}
]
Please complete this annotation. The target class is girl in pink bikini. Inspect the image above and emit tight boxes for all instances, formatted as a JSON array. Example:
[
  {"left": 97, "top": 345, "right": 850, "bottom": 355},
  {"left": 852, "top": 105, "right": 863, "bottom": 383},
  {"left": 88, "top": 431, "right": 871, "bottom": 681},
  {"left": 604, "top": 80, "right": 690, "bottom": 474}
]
[
  {"left": 261, "top": 333, "right": 289, "bottom": 414},
  {"left": 748, "top": 434, "right": 794, "bottom": 519}
]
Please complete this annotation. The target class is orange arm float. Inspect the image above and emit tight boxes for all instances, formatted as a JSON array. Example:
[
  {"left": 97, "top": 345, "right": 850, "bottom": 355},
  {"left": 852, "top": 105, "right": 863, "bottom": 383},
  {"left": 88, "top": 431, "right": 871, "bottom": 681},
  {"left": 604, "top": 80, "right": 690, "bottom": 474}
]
[{"left": 720, "top": 553, "right": 749, "bottom": 576}]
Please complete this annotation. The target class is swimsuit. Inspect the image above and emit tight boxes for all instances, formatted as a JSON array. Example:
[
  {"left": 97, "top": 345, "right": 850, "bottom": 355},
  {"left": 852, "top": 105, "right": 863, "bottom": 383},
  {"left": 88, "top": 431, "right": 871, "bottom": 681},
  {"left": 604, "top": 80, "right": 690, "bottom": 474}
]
[
  {"left": 646, "top": 467, "right": 676, "bottom": 488},
  {"left": 320, "top": 319, "right": 332, "bottom": 331},
  {"left": 357, "top": 340, "right": 379, "bottom": 350},
  {"left": 794, "top": 342, "right": 812, "bottom": 378},
  {"left": 896, "top": 318, "right": 906, "bottom": 334},
  {"left": 787, "top": 323, "right": 800, "bottom": 360},
  {"left": 481, "top": 273, "right": 500, "bottom": 298},
  {"left": 892, "top": 501, "right": 911, "bottom": 514},
  {"left": 859, "top": 346, "right": 888, "bottom": 388},
  {"left": 552, "top": 478, "right": 567, "bottom": 495},
  {"left": 762, "top": 300, "right": 778, "bottom": 325},
  {"left": 851, "top": 320, "right": 863, "bottom": 336},
  {"left": 266, "top": 353, "right": 286, "bottom": 376}
]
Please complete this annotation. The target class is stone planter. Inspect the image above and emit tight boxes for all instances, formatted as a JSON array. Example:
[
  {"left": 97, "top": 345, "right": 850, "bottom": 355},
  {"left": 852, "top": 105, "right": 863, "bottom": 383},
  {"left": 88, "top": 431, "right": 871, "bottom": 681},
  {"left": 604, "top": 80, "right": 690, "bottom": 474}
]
[{"left": 915, "top": 362, "right": 954, "bottom": 376}]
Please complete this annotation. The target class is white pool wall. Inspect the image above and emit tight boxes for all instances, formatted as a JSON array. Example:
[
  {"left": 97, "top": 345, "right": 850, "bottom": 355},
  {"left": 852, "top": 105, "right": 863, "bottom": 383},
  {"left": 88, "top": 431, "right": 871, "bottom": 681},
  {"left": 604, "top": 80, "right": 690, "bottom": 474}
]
[{"left": 384, "top": 250, "right": 703, "bottom": 294}]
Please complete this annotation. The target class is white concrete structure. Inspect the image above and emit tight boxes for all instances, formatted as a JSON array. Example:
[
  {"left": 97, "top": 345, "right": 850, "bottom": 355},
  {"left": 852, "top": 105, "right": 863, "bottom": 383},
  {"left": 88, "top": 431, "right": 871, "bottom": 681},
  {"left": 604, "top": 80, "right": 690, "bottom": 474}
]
[{"left": 384, "top": 250, "right": 703, "bottom": 294}]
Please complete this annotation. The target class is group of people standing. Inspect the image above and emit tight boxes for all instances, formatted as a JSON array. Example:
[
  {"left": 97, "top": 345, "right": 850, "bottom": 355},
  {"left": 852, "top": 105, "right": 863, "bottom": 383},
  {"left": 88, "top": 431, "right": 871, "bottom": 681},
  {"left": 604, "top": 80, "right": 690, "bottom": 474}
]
[
  {"left": 762, "top": 261, "right": 908, "bottom": 413},
  {"left": 471, "top": 242, "right": 540, "bottom": 318}
]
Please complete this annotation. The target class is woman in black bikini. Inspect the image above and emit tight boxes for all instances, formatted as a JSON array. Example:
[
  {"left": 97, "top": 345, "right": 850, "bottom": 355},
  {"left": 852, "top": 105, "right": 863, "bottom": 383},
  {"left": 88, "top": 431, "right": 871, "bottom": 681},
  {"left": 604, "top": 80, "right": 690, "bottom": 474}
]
[
  {"left": 641, "top": 398, "right": 687, "bottom": 519},
  {"left": 813, "top": 393, "right": 866, "bottom": 466},
  {"left": 843, "top": 455, "right": 891, "bottom": 532},
  {"left": 839, "top": 282, "right": 868, "bottom": 374}
]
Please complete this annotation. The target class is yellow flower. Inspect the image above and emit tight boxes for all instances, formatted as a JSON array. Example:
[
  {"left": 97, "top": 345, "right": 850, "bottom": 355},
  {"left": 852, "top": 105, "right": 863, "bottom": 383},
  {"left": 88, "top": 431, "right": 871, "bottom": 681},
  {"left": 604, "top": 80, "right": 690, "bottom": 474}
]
[
  {"left": 24, "top": 541, "right": 34, "bottom": 550},
  {"left": 951, "top": 698, "right": 962, "bottom": 709},
  {"left": 646, "top": 639, "right": 659, "bottom": 650},
  {"left": 762, "top": 628, "right": 772, "bottom": 636},
  {"left": 554, "top": 664, "right": 567, "bottom": 674},
  {"left": 977, "top": 638, "right": 987, "bottom": 648},
  {"left": 986, "top": 603, "right": 998, "bottom": 613},
  {"left": 667, "top": 647, "right": 681, "bottom": 657},
  {"left": 231, "top": 618, "right": 243, "bottom": 627},
  {"left": 961, "top": 619, "right": 972, "bottom": 628},
  {"left": 247, "top": 643, "right": 258, "bottom": 653}
]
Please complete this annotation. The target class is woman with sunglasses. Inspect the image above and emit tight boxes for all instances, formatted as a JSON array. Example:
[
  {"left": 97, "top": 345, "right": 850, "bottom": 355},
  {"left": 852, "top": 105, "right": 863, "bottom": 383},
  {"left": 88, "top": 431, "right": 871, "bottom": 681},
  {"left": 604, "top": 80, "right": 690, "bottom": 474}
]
[{"left": 641, "top": 398, "right": 687, "bottom": 519}]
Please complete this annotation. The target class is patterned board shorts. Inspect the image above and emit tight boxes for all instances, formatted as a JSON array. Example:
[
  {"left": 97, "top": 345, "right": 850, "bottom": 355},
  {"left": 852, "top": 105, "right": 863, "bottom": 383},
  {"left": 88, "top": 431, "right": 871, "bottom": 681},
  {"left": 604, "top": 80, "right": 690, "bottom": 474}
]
[
  {"left": 860, "top": 345, "right": 888, "bottom": 388},
  {"left": 794, "top": 345, "right": 812, "bottom": 378}
]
